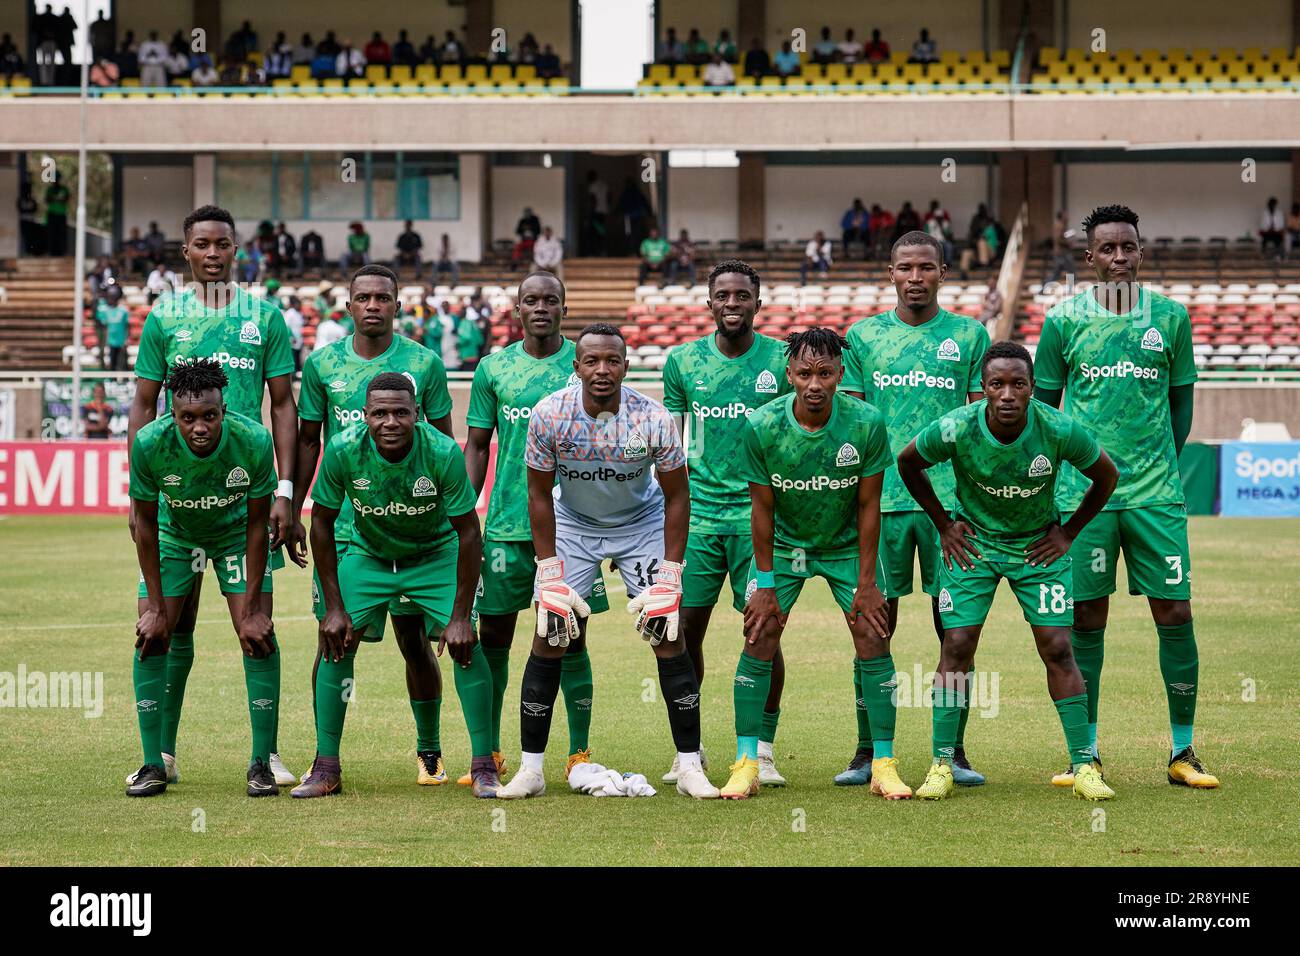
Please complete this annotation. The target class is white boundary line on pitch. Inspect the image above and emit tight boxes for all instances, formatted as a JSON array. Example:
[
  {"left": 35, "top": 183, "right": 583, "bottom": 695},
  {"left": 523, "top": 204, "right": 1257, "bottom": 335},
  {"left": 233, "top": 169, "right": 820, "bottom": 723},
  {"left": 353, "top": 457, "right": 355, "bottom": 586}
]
[{"left": 2, "top": 615, "right": 318, "bottom": 632}]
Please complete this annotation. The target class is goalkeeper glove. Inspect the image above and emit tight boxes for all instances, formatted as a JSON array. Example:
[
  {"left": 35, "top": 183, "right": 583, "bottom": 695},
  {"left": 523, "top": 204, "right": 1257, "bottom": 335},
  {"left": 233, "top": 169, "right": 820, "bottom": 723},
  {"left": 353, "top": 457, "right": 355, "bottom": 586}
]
[
  {"left": 627, "top": 560, "right": 684, "bottom": 646},
  {"left": 535, "top": 556, "right": 591, "bottom": 647}
]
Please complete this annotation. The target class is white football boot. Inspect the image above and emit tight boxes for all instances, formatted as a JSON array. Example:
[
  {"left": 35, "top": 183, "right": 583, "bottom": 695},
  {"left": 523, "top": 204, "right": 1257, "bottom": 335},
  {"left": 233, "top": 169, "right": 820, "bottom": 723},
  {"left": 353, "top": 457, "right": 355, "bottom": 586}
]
[
  {"left": 494, "top": 766, "right": 546, "bottom": 799},
  {"left": 757, "top": 741, "right": 787, "bottom": 787},
  {"left": 269, "top": 752, "right": 297, "bottom": 787},
  {"left": 662, "top": 746, "right": 708, "bottom": 783},
  {"left": 676, "top": 765, "right": 720, "bottom": 799}
]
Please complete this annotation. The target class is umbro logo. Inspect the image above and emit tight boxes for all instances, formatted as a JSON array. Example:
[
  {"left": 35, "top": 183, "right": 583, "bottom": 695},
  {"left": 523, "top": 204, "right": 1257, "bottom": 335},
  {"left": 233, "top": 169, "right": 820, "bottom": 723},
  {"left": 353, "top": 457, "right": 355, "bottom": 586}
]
[
  {"left": 412, "top": 476, "right": 435, "bottom": 497},
  {"left": 226, "top": 466, "right": 250, "bottom": 488},
  {"left": 137, "top": 699, "right": 158, "bottom": 711},
  {"left": 239, "top": 321, "right": 262, "bottom": 345},
  {"left": 1028, "top": 455, "right": 1053, "bottom": 478},
  {"left": 879, "top": 678, "right": 898, "bottom": 689},
  {"left": 835, "top": 442, "right": 860, "bottom": 467},
  {"left": 755, "top": 369, "right": 778, "bottom": 394},
  {"left": 936, "top": 337, "right": 961, "bottom": 362},
  {"left": 938, "top": 588, "right": 954, "bottom": 612},
  {"left": 352, "top": 478, "right": 371, "bottom": 489},
  {"left": 1141, "top": 328, "right": 1164, "bottom": 352},
  {"left": 623, "top": 430, "right": 648, "bottom": 461},
  {"left": 163, "top": 474, "right": 182, "bottom": 486},
  {"left": 251, "top": 698, "right": 274, "bottom": 710},
  {"left": 175, "top": 329, "right": 192, "bottom": 341},
  {"left": 937, "top": 746, "right": 955, "bottom": 758},
  {"left": 1169, "top": 682, "right": 1195, "bottom": 693},
  {"left": 574, "top": 697, "right": 593, "bottom": 709},
  {"left": 855, "top": 698, "right": 867, "bottom": 709},
  {"left": 734, "top": 675, "right": 756, "bottom": 688},
  {"left": 558, "top": 439, "right": 579, "bottom": 454},
  {"left": 591, "top": 581, "right": 606, "bottom": 596},
  {"left": 522, "top": 702, "right": 551, "bottom": 716},
  {"left": 330, "top": 380, "right": 347, "bottom": 391},
  {"left": 674, "top": 693, "right": 700, "bottom": 708}
]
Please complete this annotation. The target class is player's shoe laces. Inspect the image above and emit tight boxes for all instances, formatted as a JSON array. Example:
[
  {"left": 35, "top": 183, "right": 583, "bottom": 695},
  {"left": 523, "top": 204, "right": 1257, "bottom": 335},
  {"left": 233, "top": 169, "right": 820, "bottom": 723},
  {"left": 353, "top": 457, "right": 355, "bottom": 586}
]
[
  {"left": 833, "top": 748, "right": 873, "bottom": 786},
  {"left": 565, "top": 748, "right": 593, "bottom": 780},
  {"left": 469, "top": 755, "right": 501, "bottom": 798},
  {"left": 916, "top": 762, "right": 956, "bottom": 800},
  {"left": 247, "top": 758, "right": 280, "bottom": 798},
  {"left": 757, "top": 749, "right": 787, "bottom": 787},
  {"left": 495, "top": 766, "right": 546, "bottom": 800},
  {"left": 290, "top": 756, "right": 343, "bottom": 798},
  {"left": 268, "top": 752, "right": 296, "bottom": 787},
  {"left": 719, "top": 756, "right": 761, "bottom": 800},
  {"left": 662, "top": 747, "right": 707, "bottom": 783},
  {"left": 1072, "top": 762, "right": 1115, "bottom": 800},
  {"left": 675, "top": 765, "right": 720, "bottom": 799},
  {"left": 457, "top": 750, "right": 507, "bottom": 786},
  {"left": 417, "top": 751, "right": 447, "bottom": 785},
  {"left": 1168, "top": 747, "right": 1219, "bottom": 789},
  {"left": 1052, "top": 754, "right": 1102, "bottom": 788},
  {"left": 950, "top": 747, "right": 986, "bottom": 787},
  {"left": 869, "top": 757, "right": 913, "bottom": 800},
  {"left": 126, "top": 752, "right": 177, "bottom": 785},
  {"left": 125, "top": 763, "right": 168, "bottom": 798}
]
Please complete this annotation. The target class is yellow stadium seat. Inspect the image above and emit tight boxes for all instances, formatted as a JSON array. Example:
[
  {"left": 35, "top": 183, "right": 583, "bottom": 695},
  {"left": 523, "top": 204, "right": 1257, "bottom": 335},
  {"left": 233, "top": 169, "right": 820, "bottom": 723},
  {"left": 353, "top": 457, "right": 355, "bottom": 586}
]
[
  {"left": 1166, "top": 47, "right": 1187, "bottom": 61},
  {"left": 490, "top": 64, "right": 513, "bottom": 82},
  {"left": 10, "top": 75, "right": 32, "bottom": 94},
  {"left": 785, "top": 77, "right": 810, "bottom": 94},
  {"left": 290, "top": 64, "right": 311, "bottom": 81},
  {"left": 1113, "top": 48, "right": 1137, "bottom": 62},
  {"left": 875, "top": 64, "right": 901, "bottom": 81},
  {"left": 1047, "top": 62, "right": 1072, "bottom": 79},
  {"left": 735, "top": 75, "right": 756, "bottom": 90},
  {"left": 121, "top": 77, "right": 140, "bottom": 87},
  {"left": 1242, "top": 47, "right": 1262, "bottom": 62},
  {"left": 365, "top": 65, "right": 387, "bottom": 82},
  {"left": 1266, "top": 47, "right": 1289, "bottom": 62},
  {"left": 924, "top": 63, "right": 949, "bottom": 80},
  {"left": 841, "top": 63, "right": 865, "bottom": 82},
  {"left": 901, "top": 63, "right": 925, "bottom": 81},
  {"left": 441, "top": 65, "right": 463, "bottom": 81},
  {"left": 1189, "top": 48, "right": 1212, "bottom": 63},
  {"left": 247, "top": 52, "right": 262, "bottom": 67},
  {"left": 1275, "top": 59, "right": 1300, "bottom": 79},
  {"left": 760, "top": 75, "right": 782, "bottom": 88},
  {"left": 801, "top": 63, "right": 823, "bottom": 80},
  {"left": 949, "top": 64, "right": 974, "bottom": 81},
  {"left": 648, "top": 63, "right": 671, "bottom": 82},
  {"left": 1174, "top": 61, "right": 1201, "bottom": 78},
  {"left": 321, "top": 78, "right": 345, "bottom": 94},
  {"left": 990, "top": 49, "right": 1010, "bottom": 67},
  {"left": 1038, "top": 46, "right": 1060, "bottom": 64},
  {"left": 940, "top": 50, "right": 962, "bottom": 64},
  {"left": 967, "top": 50, "right": 987, "bottom": 64},
  {"left": 415, "top": 64, "right": 437, "bottom": 82},
  {"left": 1064, "top": 48, "right": 1087, "bottom": 63},
  {"left": 977, "top": 62, "right": 1002, "bottom": 80},
  {"left": 1147, "top": 61, "right": 1175, "bottom": 78},
  {"left": 294, "top": 79, "right": 320, "bottom": 93},
  {"left": 516, "top": 65, "right": 537, "bottom": 81},
  {"left": 348, "top": 81, "right": 372, "bottom": 95},
  {"left": 464, "top": 64, "right": 488, "bottom": 82},
  {"left": 390, "top": 65, "right": 412, "bottom": 83},
  {"left": 674, "top": 64, "right": 699, "bottom": 82},
  {"left": 272, "top": 78, "right": 293, "bottom": 90},
  {"left": 1215, "top": 47, "right": 1238, "bottom": 62},
  {"left": 547, "top": 77, "right": 569, "bottom": 92},
  {"left": 1138, "top": 48, "right": 1162, "bottom": 61},
  {"left": 1030, "top": 74, "right": 1054, "bottom": 92}
]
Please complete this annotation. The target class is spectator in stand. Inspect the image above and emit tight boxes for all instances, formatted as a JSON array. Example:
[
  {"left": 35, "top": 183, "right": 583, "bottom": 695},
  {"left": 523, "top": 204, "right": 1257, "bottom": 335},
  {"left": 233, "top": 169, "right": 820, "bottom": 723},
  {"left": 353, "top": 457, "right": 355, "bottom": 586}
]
[
  {"left": 84, "top": 383, "right": 114, "bottom": 440},
  {"left": 743, "top": 38, "right": 771, "bottom": 78},
  {"left": 516, "top": 206, "right": 541, "bottom": 241},
  {"left": 34, "top": 5, "right": 58, "bottom": 85},
  {"left": 925, "top": 199, "right": 955, "bottom": 264},
  {"left": 658, "top": 27, "right": 685, "bottom": 64},
  {"left": 394, "top": 219, "right": 424, "bottom": 275},
  {"left": 685, "top": 29, "right": 711, "bottom": 65},
  {"left": 273, "top": 222, "right": 296, "bottom": 275},
  {"left": 841, "top": 198, "right": 870, "bottom": 258},
  {"left": 865, "top": 29, "right": 891, "bottom": 63},
  {"left": 531, "top": 225, "right": 564, "bottom": 277},
  {"left": 219, "top": 53, "right": 250, "bottom": 86},
  {"left": 90, "top": 53, "right": 120, "bottom": 87},
  {"left": 89, "top": 12, "right": 114, "bottom": 61},
  {"left": 470, "top": 291, "right": 494, "bottom": 362},
  {"left": 121, "top": 227, "right": 148, "bottom": 275},
  {"left": 96, "top": 285, "right": 131, "bottom": 371},
  {"left": 145, "top": 222, "right": 166, "bottom": 262},
  {"left": 146, "top": 259, "right": 178, "bottom": 304},
  {"left": 45, "top": 172, "right": 69, "bottom": 257},
  {"left": 255, "top": 222, "right": 277, "bottom": 278},
  {"left": 517, "top": 33, "right": 541, "bottom": 64},
  {"left": 139, "top": 31, "right": 168, "bottom": 87},
  {"left": 283, "top": 295, "right": 305, "bottom": 371},
  {"left": 419, "top": 35, "right": 439, "bottom": 65},
  {"left": 17, "top": 184, "right": 41, "bottom": 255},
  {"left": 639, "top": 226, "right": 672, "bottom": 285},
  {"left": 959, "top": 207, "right": 1001, "bottom": 278},
  {"left": 293, "top": 33, "right": 316, "bottom": 65},
  {"left": 365, "top": 32, "right": 391, "bottom": 67},
  {"left": 869, "top": 202, "right": 894, "bottom": 258},
  {"left": 113, "top": 34, "right": 140, "bottom": 80},
  {"left": 337, "top": 39, "right": 366, "bottom": 80},
  {"left": 1045, "top": 208, "right": 1075, "bottom": 284},
  {"left": 228, "top": 20, "right": 258, "bottom": 60},
  {"left": 314, "top": 310, "right": 348, "bottom": 351},
  {"left": 432, "top": 234, "right": 459, "bottom": 284},
  {"left": 265, "top": 32, "right": 293, "bottom": 80},
  {"left": 318, "top": 31, "right": 341, "bottom": 58},
  {"left": 801, "top": 230, "right": 832, "bottom": 282},
  {"left": 393, "top": 31, "right": 417, "bottom": 68},
  {"left": 300, "top": 228, "right": 324, "bottom": 272},
  {"left": 55, "top": 6, "right": 77, "bottom": 77},
  {"left": 979, "top": 287, "right": 1003, "bottom": 326},
  {"left": 1285, "top": 202, "right": 1300, "bottom": 259},
  {"left": 87, "top": 254, "right": 118, "bottom": 301},
  {"left": 1260, "top": 196, "right": 1285, "bottom": 258},
  {"left": 165, "top": 32, "right": 191, "bottom": 83},
  {"left": 457, "top": 303, "right": 486, "bottom": 371},
  {"left": 441, "top": 31, "right": 462, "bottom": 65},
  {"left": 668, "top": 229, "right": 697, "bottom": 284},
  {"left": 774, "top": 40, "right": 800, "bottom": 77},
  {"left": 909, "top": 28, "right": 938, "bottom": 64},
  {"left": 192, "top": 58, "right": 219, "bottom": 86},
  {"left": 341, "top": 221, "right": 371, "bottom": 273},
  {"left": 893, "top": 200, "right": 921, "bottom": 246},
  {"left": 838, "top": 29, "right": 864, "bottom": 64},
  {"left": 431, "top": 294, "right": 462, "bottom": 370},
  {"left": 715, "top": 30, "right": 738, "bottom": 63},
  {"left": 812, "top": 27, "right": 838, "bottom": 65},
  {"left": 536, "top": 44, "right": 562, "bottom": 78},
  {"left": 702, "top": 52, "right": 735, "bottom": 87},
  {"left": 0, "top": 33, "right": 23, "bottom": 79},
  {"left": 310, "top": 46, "right": 337, "bottom": 79}
]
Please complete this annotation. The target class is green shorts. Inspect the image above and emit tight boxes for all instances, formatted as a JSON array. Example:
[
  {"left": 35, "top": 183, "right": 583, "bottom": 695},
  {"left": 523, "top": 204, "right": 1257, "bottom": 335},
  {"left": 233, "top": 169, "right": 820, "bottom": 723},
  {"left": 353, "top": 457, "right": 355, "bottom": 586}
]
[
  {"left": 340, "top": 549, "right": 463, "bottom": 642},
  {"left": 1063, "top": 503, "right": 1192, "bottom": 602},
  {"left": 937, "top": 553, "right": 1073, "bottom": 629},
  {"left": 138, "top": 540, "right": 274, "bottom": 599},
  {"left": 745, "top": 553, "right": 887, "bottom": 616},
  {"left": 683, "top": 531, "right": 751, "bottom": 611},
  {"left": 312, "top": 541, "right": 415, "bottom": 621},
  {"left": 879, "top": 511, "right": 942, "bottom": 598},
  {"left": 476, "top": 538, "right": 610, "bottom": 617}
]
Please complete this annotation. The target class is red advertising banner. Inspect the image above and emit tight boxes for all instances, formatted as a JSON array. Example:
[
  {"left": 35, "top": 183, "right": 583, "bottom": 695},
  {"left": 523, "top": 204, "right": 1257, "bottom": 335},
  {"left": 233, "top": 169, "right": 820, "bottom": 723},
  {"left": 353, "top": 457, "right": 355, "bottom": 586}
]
[{"left": 0, "top": 441, "right": 498, "bottom": 515}]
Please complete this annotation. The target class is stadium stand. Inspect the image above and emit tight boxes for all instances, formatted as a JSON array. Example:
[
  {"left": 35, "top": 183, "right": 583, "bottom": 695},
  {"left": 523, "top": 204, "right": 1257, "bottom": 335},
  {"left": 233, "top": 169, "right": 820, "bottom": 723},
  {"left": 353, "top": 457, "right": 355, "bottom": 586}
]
[{"left": 1030, "top": 45, "right": 1300, "bottom": 93}]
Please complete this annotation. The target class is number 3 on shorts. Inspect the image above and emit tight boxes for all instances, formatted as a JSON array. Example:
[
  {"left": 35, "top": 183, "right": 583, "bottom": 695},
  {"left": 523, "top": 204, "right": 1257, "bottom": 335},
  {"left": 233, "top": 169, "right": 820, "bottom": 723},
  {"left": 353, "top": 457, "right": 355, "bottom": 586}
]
[
  {"left": 1164, "top": 555, "right": 1183, "bottom": 585},
  {"left": 1038, "top": 583, "right": 1067, "bottom": 614}
]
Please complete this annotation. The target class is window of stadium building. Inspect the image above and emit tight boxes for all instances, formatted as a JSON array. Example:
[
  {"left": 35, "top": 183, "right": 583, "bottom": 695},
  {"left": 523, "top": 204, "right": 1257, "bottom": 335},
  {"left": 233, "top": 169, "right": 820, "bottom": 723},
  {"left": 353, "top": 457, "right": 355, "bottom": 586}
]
[{"left": 215, "top": 152, "right": 458, "bottom": 221}]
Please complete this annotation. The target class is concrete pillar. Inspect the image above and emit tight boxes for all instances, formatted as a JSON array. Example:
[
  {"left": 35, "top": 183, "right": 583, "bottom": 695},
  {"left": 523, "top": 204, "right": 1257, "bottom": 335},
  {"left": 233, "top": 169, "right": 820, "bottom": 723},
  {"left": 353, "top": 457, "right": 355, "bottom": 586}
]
[
  {"left": 466, "top": 0, "right": 494, "bottom": 56},
  {"left": 1293, "top": 149, "right": 1300, "bottom": 207},
  {"left": 738, "top": 153, "right": 765, "bottom": 246},
  {"left": 998, "top": 149, "right": 1054, "bottom": 243},
  {"left": 737, "top": 0, "right": 765, "bottom": 49},
  {"left": 193, "top": 154, "right": 215, "bottom": 208}
]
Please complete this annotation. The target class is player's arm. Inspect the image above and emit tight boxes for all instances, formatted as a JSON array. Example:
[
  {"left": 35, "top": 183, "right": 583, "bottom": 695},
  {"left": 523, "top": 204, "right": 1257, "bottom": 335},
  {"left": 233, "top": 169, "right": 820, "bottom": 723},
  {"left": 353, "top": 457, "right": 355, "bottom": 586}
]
[
  {"left": 132, "top": 496, "right": 170, "bottom": 657},
  {"left": 1168, "top": 306, "right": 1197, "bottom": 456},
  {"left": 743, "top": 481, "right": 781, "bottom": 644},
  {"left": 126, "top": 377, "right": 162, "bottom": 541},
  {"left": 850, "top": 471, "right": 889, "bottom": 638},
  {"left": 842, "top": 331, "right": 865, "bottom": 401},
  {"left": 463, "top": 361, "right": 496, "bottom": 490},
  {"left": 897, "top": 438, "right": 983, "bottom": 570},
  {"left": 265, "top": 373, "right": 298, "bottom": 557},
  {"left": 308, "top": 502, "right": 351, "bottom": 662},
  {"left": 289, "top": 417, "right": 322, "bottom": 563},
  {"left": 1031, "top": 313, "right": 1065, "bottom": 408},
  {"left": 526, "top": 464, "right": 558, "bottom": 560},
  {"left": 657, "top": 465, "right": 689, "bottom": 564},
  {"left": 440, "top": 508, "right": 484, "bottom": 666},
  {"left": 237, "top": 493, "right": 275, "bottom": 658},
  {"left": 1027, "top": 449, "right": 1117, "bottom": 568},
  {"left": 464, "top": 425, "right": 494, "bottom": 494},
  {"left": 1169, "top": 385, "right": 1193, "bottom": 455}
]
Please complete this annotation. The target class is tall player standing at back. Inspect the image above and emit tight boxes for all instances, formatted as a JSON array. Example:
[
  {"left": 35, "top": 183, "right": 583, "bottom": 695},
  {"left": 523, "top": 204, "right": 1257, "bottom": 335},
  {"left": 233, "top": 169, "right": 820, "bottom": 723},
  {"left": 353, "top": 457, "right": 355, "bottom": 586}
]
[
  {"left": 842, "top": 231, "right": 989, "bottom": 787},
  {"left": 463, "top": 272, "right": 610, "bottom": 787},
  {"left": 661, "top": 259, "right": 791, "bottom": 786},
  {"left": 291, "top": 265, "right": 457, "bottom": 787},
  {"left": 1034, "top": 205, "right": 1217, "bottom": 788},
  {"left": 127, "top": 205, "right": 301, "bottom": 789}
]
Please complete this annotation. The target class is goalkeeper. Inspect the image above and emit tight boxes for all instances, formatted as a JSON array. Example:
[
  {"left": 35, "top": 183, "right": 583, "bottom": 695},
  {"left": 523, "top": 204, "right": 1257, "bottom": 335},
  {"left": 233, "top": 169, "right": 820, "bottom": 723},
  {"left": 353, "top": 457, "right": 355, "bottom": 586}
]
[{"left": 494, "top": 324, "right": 718, "bottom": 800}]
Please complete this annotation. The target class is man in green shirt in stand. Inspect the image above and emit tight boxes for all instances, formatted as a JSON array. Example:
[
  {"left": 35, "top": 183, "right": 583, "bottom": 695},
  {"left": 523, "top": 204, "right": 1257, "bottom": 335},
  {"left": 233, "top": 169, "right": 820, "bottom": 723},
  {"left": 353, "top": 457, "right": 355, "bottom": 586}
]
[{"left": 639, "top": 227, "right": 673, "bottom": 286}]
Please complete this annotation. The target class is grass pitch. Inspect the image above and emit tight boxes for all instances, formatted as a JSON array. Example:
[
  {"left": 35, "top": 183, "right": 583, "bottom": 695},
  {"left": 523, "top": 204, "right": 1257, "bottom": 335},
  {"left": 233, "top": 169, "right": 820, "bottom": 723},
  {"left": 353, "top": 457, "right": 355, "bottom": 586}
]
[{"left": 0, "top": 515, "right": 1295, "bottom": 866}]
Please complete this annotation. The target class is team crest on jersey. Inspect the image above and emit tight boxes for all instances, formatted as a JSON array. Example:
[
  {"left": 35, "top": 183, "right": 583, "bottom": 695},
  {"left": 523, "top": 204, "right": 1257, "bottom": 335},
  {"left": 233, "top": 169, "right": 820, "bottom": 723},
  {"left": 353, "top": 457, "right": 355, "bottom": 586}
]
[
  {"left": 330, "top": 380, "right": 347, "bottom": 392},
  {"left": 936, "top": 337, "right": 961, "bottom": 362},
  {"left": 413, "top": 475, "right": 436, "bottom": 497},
  {"left": 1140, "top": 327, "right": 1164, "bottom": 352},
  {"left": 163, "top": 474, "right": 182, "bottom": 487},
  {"left": 225, "top": 466, "right": 250, "bottom": 488},
  {"left": 239, "top": 321, "right": 262, "bottom": 345},
  {"left": 175, "top": 329, "right": 192, "bottom": 342},
  {"left": 745, "top": 578, "right": 758, "bottom": 602},
  {"left": 938, "top": 588, "right": 954, "bottom": 612},
  {"left": 623, "top": 430, "right": 648, "bottom": 460},
  {"left": 402, "top": 371, "right": 419, "bottom": 394},
  {"left": 1028, "top": 455, "right": 1053, "bottom": 478},
  {"left": 567, "top": 372, "right": 581, "bottom": 387},
  {"left": 352, "top": 478, "right": 371, "bottom": 489},
  {"left": 475, "top": 576, "right": 485, "bottom": 598},
  {"left": 835, "top": 442, "right": 860, "bottom": 467},
  {"left": 755, "top": 369, "right": 778, "bottom": 394}
]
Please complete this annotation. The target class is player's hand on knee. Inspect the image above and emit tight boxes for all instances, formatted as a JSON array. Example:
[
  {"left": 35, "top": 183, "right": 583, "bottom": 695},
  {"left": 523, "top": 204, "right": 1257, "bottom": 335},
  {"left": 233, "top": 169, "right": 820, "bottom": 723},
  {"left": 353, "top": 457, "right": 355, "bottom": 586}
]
[
  {"left": 320, "top": 609, "right": 353, "bottom": 662},
  {"left": 743, "top": 587, "right": 781, "bottom": 645},
  {"left": 850, "top": 582, "right": 890, "bottom": 639},
  {"left": 627, "top": 560, "right": 683, "bottom": 647},
  {"left": 438, "top": 616, "right": 477, "bottom": 667},
  {"left": 535, "top": 557, "right": 591, "bottom": 648},
  {"left": 135, "top": 606, "right": 171, "bottom": 658},
  {"left": 238, "top": 609, "right": 276, "bottom": 658}
]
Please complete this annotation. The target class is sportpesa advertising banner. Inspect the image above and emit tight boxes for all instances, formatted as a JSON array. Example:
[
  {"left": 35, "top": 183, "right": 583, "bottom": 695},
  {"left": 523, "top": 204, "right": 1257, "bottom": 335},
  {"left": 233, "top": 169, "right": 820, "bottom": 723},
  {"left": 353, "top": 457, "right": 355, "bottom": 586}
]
[{"left": 1220, "top": 442, "right": 1300, "bottom": 517}]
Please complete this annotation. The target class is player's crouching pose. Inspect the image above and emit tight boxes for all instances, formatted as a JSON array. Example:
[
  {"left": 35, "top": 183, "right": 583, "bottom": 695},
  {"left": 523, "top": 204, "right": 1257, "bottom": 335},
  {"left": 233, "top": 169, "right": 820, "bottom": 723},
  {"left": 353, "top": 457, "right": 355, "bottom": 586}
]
[
  {"left": 128, "top": 359, "right": 282, "bottom": 797},
  {"left": 897, "top": 342, "right": 1120, "bottom": 801},
  {"left": 294, "top": 373, "right": 500, "bottom": 798},
  {"left": 724, "top": 328, "right": 904, "bottom": 800},
  {"left": 494, "top": 323, "right": 719, "bottom": 800}
]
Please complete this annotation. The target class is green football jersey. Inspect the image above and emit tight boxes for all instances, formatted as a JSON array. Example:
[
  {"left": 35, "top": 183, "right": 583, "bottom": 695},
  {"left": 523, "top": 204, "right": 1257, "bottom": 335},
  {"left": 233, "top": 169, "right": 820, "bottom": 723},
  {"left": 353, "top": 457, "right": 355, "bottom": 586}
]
[
  {"left": 96, "top": 302, "right": 131, "bottom": 349},
  {"left": 466, "top": 339, "right": 578, "bottom": 541},
  {"left": 129, "top": 411, "right": 276, "bottom": 553},
  {"left": 843, "top": 309, "right": 989, "bottom": 513},
  {"left": 662, "top": 332, "right": 791, "bottom": 534},
  {"left": 740, "top": 393, "right": 893, "bottom": 561},
  {"left": 1035, "top": 287, "right": 1197, "bottom": 511},
  {"left": 914, "top": 399, "right": 1101, "bottom": 557},
  {"left": 134, "top": 285, "right": 295, "bottom": 420},
  {"left": 312, "top": 421, "right": 477, "bottom": 562}
]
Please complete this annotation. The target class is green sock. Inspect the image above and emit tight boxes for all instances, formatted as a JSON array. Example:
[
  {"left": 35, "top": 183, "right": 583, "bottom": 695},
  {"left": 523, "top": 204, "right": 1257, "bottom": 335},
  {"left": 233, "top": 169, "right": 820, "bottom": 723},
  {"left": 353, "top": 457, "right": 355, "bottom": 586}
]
[
  {"left": 1054, "top": 693, "right": 1093, "bottom": 768},
  {"left": 410, "top": 697, "right": 442, "bottom": 753},
  {"left": 561, "top": 647, "right": 594, "bottom": 754},
  {"left": 954, "top": 669, "right": 973, "bottom": 747},
  {"left": 931, "top": 684, "right": 965, "bottom": 761},
  {"left": 853, "top": 661, "right": 872, "bottom": 750},
  {"left": 242, "top": 638, "right": 280, "bottom": 765},
  {"left": 133, "top": 650, "right": 168, "bottom": 769},
  {"left": 1157, "top": 621, "right": 1198, "bottom": 749},
  {"left": 1070, "top": 627, "right": 1105, "bottom": 729},
  {"left": 159, "top": 632, "right": 194, "bottom": 756},
  {"left": 452, "top": 643, "right": 494, "bottom": 758},
  {"left": 759, "top": 708, "right": 780, "bottom": 745},
  {"left": 483, "top": 645, "right": 511, "bottom": 753},
  {"left": 733, "top": 652, "right": 772, "bottom": 760},
  {"left": 314, "top": 649, "right": 356, "bottom": 759},
  {"left": 858, "top": 654, "right": 898, "bottom": 759}
]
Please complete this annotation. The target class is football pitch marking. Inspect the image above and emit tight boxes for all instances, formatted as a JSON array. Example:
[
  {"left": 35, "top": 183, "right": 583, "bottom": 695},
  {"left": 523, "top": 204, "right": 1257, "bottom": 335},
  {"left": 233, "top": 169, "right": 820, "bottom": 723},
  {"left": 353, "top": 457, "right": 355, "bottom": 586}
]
[{"left": 3, "top": 614, "right": 317, "bottom": 632}]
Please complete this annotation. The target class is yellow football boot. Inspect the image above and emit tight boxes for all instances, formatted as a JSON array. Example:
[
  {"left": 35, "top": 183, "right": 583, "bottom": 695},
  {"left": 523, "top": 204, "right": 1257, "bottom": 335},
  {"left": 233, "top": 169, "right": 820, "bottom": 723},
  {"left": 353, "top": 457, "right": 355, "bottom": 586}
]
[
  {"left": 1052, "top": 755, "right": 1102, "bottom": 787},
  {"left": 1072, "top": 762, "right": 1115, "bottom": 801},
  {"left": 916, "top": 762, "right": 956, "bottom": 800},
  {"left": 719, "top": 756, "right": 761, "bottom": 799},
  {"left": 1168, "top": 747, "right": 1219, "bottom": 789},
  {"left": 417, "top": 752, "right": 447, "bottom": 785},
  {"left": 869, "top": 757, "right": 913, "bottom": 800}
]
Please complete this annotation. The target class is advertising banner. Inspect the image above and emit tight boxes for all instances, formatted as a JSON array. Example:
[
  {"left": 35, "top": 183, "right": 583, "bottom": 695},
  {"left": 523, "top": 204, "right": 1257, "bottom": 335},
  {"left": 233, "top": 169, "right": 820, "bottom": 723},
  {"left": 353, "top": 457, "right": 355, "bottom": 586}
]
[{"left": 1219, "top": 442, "right": 1300, "bottom": 517}]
